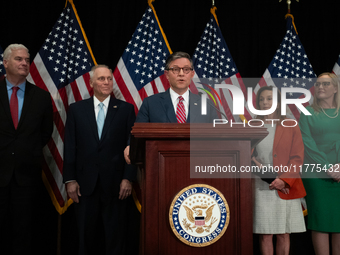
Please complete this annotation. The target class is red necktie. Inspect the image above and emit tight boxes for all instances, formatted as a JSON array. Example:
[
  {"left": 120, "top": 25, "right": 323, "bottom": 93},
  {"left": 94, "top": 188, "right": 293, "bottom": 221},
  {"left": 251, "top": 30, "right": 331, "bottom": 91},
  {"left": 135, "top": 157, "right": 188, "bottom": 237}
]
[
  {"left": 176, "top": 96, "right": 186, "bottom": 123},
  {"left": 10, "top": 86, "right": 19, "bottom": 129}
]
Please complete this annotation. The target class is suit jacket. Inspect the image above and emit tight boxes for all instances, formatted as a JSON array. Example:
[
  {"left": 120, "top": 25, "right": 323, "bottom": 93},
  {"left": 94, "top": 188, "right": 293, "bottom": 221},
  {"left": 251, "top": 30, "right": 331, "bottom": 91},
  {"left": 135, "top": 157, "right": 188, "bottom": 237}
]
[
  {"left": 63, "top": 97, "right": 136, "bottom": 196},
  {"left": 0, "top": 79, "right": 53, "bottom": 187},
  {"left": 272, "top": 121, "right": 306, "bottom": 200},
  {"left": 136, "top": 89, "right": 218, "bottom": 123}
]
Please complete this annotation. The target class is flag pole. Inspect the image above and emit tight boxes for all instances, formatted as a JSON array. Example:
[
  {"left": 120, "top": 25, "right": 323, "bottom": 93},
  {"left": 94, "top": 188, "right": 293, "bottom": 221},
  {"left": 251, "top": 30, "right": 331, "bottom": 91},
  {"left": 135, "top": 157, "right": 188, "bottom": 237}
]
[
  {"left": 212, "top": 0, "right": 215, "bottom": 7},
  {"left": 279, "top": 0, "right": 299, "bottom": 14}
]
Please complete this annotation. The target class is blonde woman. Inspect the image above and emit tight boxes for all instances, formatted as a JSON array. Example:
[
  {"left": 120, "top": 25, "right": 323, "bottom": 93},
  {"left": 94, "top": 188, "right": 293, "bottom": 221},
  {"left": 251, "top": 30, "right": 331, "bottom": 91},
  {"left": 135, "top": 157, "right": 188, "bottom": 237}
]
[{"left": 299, "top": 72, "right": 340, "bottom": 255}]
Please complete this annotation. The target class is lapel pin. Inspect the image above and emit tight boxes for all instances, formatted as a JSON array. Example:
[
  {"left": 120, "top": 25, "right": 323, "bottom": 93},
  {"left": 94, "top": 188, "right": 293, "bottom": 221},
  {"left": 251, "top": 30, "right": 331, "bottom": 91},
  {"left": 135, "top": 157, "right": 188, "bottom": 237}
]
[
  {"left": 113, "top": 105, "right": 118, "bottom": 108},
  {"left": 194, "top": 103, "right": 198, "bottom": 105}
]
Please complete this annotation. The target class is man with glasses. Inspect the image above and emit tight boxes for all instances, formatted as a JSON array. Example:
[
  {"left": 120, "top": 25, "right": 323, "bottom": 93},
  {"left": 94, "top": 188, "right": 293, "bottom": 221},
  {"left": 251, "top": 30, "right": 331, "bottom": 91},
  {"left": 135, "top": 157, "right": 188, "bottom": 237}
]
[{"left": 136, "top": 51, "right": 218, "bottom": 123}]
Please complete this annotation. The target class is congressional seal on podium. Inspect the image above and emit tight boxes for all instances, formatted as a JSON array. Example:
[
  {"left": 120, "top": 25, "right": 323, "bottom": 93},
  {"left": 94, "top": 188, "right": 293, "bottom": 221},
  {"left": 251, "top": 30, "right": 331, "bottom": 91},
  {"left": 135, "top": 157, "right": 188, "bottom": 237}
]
[{"left": 169, "top": 184, "right": 230, "bottom": 247}]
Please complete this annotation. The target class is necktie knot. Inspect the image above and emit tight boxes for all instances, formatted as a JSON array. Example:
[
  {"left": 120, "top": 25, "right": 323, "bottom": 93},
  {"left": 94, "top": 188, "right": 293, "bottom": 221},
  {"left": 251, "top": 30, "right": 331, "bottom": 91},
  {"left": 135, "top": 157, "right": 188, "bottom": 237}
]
[
  {"left": 99, "top": 102, "right": 104, "bottom": 109},
  {"left": 12, "top": 86, "right": 19, "bottom": 93},
  {"left": 178, "top": 96, "right": 184, "bottom": 103}
]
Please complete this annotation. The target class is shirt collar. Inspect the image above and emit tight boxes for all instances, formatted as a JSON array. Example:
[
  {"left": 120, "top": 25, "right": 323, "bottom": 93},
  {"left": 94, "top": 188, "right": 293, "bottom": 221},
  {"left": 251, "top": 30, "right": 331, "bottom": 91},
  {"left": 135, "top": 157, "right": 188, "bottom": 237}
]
[
  {"left": 93, "top": 95, "right": 110, "bottom": 108},
  {"left": 6, "top": 78, "right": 26, "bottom": 92},
  {"left": 169, "top": 87, "right": 189, "bottom": 103}
]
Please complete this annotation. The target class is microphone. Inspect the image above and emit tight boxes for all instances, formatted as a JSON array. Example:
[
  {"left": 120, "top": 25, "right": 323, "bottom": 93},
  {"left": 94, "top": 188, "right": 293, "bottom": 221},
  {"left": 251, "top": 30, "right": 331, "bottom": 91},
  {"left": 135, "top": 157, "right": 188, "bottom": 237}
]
[{"left": 197, "top": 92, "right": 228, "bottom": 120}]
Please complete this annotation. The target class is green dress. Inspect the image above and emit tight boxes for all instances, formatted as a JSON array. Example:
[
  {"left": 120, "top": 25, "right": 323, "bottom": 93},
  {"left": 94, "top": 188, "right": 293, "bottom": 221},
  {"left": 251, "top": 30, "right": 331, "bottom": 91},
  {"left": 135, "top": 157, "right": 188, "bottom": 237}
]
[{"left": 299, "top": 106, "right": 340, "bottom": 232}]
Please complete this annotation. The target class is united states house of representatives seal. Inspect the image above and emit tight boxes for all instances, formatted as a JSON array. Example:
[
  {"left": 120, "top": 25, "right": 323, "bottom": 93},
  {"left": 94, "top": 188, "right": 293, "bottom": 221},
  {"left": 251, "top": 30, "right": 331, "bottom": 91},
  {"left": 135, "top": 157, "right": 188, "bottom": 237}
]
[{"left": 169, "top": 184, "right": 230, "bottom": 247}]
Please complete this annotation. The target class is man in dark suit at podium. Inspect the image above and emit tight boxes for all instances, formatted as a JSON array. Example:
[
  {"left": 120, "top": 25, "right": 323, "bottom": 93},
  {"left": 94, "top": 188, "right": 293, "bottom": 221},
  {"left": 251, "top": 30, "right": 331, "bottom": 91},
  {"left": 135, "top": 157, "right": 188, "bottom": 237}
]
[
  {"left": 136, "top": 51, "right": 218, "bottom": 123},
  {"left": 0, "top": 44, "right": 53, "bottom": 254},
  {"left": 124, "top": 52, "right": 218, "bottom": 163},
  {"left": 63, "top": 65, "right": 136, "bottom": 255}
]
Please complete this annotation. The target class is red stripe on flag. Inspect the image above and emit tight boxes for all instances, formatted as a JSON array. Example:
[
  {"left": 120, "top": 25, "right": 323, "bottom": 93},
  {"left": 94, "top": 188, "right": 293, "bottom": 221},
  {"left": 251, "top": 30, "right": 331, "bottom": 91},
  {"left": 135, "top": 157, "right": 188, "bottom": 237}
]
[
  {"left": 42, "top": 160, "right": 65, "bottom": 208},
  {"left": 138, "top": 87, "right": 148, "bottom": 101},
  {"left": 113, "top": 67, "right": 138, "bottom": 113},
  {"left": 159, "top": 74, "right": 170, "bottom": 91},
  {"left": 30, "top": 62, "right": 69, "bottom": 111},
  {"left": 57, "top": 87, "right": 69, "bottom": 112},
  {"left": 236, "top": 73, "right": 247, "bottom": 95},
  {"left": 46, "top": 138, "right": 63, "bottom": 175},
  {"left": 29, "top": 63, "right": 65, "bottom": 140},
  {"left": 83, "top": 72, "right": 93, "bottom": 97},
  {"left": 70, "top": 80, "right": 83, "bottom": 102},
  {"left": 150, "top": 80, "right": 159, "bottom": 94}
]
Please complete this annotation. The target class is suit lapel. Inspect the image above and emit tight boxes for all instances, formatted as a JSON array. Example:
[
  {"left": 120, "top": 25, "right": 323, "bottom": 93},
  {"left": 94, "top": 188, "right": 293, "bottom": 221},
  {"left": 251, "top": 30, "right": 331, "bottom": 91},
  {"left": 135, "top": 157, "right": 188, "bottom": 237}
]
[
  {"left": 0, "top": 80, "right": 13, "bottom": 126},
  {"left": 161, "top": 90, "right": 177, "bottom": 123},
  {"left": 100, "top": 97, "right": 119, "bottom": 140},
  {"left": 85, "top": 97, "right": 100, "bottom": 141},
  {"left": 188, "top": 92, "right": 201, "bottom": 123},
  {"left": 17, "top": 82, "right": 35, "bottom": 130}
]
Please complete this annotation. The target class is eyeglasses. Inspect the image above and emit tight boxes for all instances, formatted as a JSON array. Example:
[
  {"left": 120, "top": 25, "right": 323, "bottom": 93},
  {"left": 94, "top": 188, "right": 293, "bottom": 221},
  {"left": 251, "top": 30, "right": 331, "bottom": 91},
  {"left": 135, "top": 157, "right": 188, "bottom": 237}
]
[
  {"left": 166, "top": 67, "right": 193, "bottom": 74},
  {"left": 314, "top": 82, "right": 331, "bottom": 87}
]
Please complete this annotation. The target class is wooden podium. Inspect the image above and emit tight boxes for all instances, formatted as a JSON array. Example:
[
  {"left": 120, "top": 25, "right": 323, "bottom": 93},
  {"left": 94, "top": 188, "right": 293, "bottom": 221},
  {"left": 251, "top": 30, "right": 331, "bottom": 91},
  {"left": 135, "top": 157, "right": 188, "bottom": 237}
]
[{"left": 130, "top": 123, "right": 268, "bottom": 255}]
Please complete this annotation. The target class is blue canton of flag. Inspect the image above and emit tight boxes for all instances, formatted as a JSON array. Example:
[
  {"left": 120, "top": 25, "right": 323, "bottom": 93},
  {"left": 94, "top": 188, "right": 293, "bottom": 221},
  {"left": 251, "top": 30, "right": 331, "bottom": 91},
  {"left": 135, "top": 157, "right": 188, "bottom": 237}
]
[
  {"left": 27, "top": 0, "right": 96, "bottom": 214},
  {"left": 113, "top": 5, "right": 171, "bottom": 114},
  {"left": 0, "top": 45, "right": 5, "bottom": 79},
  {"left": 255, "top": 14, "right": 316, "bottom": 120},
  {"left": 30, "top": 5, "right": 94, "bottom": 92},
  {"left": 193, "top": 16, "right": 238, "bottom": 79},
  {"left": 112, "top": 1, "right": 172, "bottom": 212},
  {"left": 192, "top": 7, "right": 250, "bottom": 121},
  {"left": 333, "top": 54, "right": 340, "bottom": 76}
]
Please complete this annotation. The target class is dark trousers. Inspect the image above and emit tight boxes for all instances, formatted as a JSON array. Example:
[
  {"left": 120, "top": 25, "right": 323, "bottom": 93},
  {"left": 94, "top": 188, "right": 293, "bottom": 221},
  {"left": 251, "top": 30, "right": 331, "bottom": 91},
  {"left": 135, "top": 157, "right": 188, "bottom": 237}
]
[
  {"left": 75, "top": 179, "right": 129, "bottom": 255},
  {"left": 0, "top": 177, "right": 40, "bottom": 255}
]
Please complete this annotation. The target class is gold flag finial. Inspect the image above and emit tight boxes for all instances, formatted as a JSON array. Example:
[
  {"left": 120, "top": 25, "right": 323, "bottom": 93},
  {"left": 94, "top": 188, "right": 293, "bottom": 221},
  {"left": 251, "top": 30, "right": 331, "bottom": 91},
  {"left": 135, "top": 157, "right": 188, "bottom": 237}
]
[{"left": 279, "top": 0, "right": 299, "bottom": 13}]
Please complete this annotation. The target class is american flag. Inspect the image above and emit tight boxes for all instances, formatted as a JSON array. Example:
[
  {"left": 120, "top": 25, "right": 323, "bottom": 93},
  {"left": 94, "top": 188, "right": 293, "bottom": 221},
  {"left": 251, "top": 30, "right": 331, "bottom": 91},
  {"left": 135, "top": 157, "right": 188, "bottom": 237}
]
[
  {"left": 0, "top": 45, "right": 5, "bottom": 80},
  {"left": 112, "top": 1, "right": 171, "bottom": 212},
  {"left": 192, "top": 7, "right": 251, "bottom": 122},
  {"left": 254, "top": 14, "right": 316, "bottom": 121},
  {"left": 333, "top": 54, "right": 340, "bottom": 76},
  {"left": 27, "top": 0, "right": 96, "bottom": 214},
  {"left": 112, "top": 2, "right": 171, "bottom": 114}
]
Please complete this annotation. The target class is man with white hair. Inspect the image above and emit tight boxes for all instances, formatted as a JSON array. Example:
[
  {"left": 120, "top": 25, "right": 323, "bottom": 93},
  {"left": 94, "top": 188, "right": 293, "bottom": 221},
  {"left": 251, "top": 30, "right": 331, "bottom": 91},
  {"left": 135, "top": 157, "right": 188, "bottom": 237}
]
[
  {"left": 0, "top": 44, "right": 53, "bottom": 254},
  {"left": 63, "top": 65, "right": 136, "bottom": 255}
]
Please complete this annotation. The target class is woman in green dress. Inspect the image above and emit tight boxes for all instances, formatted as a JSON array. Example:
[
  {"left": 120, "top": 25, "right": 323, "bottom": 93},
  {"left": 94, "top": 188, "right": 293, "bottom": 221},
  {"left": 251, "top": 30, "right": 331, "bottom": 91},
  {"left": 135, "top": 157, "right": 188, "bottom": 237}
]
[{"left": 299, "top": 72, "right": 340, "bottom": 255}]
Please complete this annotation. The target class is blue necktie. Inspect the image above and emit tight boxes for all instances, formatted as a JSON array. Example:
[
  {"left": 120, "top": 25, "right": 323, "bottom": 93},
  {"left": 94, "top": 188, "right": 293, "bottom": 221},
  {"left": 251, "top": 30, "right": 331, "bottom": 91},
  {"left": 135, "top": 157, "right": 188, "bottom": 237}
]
[{"left": 97, "top": 102, "right": 105, "bottom": 138}]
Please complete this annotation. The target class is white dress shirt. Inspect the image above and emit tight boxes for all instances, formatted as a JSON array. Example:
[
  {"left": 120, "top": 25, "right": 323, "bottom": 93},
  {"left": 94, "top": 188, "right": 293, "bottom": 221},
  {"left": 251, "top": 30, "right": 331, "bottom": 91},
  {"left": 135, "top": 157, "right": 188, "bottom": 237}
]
[
  {"left": 93, "top": 95, "right": 110, "bottom": 120},
  {"left": 169, "top": 88, "right": 189, "bottom": 119}
]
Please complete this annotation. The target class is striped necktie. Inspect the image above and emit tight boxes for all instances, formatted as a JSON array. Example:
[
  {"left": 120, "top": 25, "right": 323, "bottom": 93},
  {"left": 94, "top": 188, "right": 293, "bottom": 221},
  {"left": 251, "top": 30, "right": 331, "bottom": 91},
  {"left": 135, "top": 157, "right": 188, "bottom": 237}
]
[{"left": 176, "top": 96, "right": 186, "bottom": 123}]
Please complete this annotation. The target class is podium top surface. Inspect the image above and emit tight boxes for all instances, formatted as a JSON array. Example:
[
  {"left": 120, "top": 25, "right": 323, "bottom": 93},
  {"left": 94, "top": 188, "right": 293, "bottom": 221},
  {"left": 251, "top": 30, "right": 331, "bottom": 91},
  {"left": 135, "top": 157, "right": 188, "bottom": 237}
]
[{"left": 131, "top": 123, "right": 268, "bottom": 141}]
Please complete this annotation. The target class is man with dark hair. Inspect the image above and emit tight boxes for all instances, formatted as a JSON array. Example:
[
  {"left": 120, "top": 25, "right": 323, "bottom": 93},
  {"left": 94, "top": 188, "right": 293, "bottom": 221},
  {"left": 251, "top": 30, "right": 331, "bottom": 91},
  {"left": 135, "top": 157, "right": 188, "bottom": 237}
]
[
  {"left": 0, "top": 43, "right": 53, "bottom": 254},
  {"left": 122, "top": 52, "right": 217, "bottom": 164},
  {"left": 136, "top": 51, "right": 217, "bottom": 123},
  {"left": 63, "top": 65, "right": 136, "bottom": 255}
]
